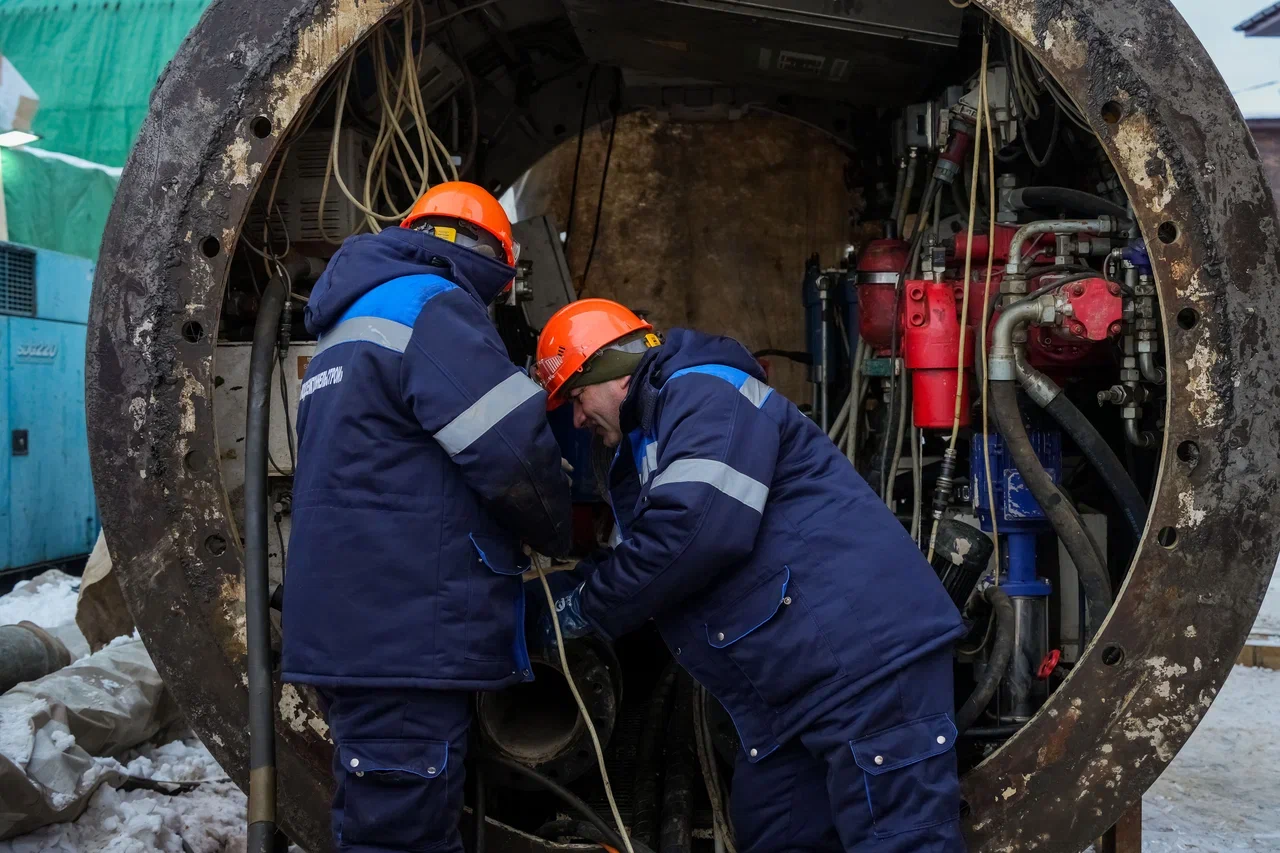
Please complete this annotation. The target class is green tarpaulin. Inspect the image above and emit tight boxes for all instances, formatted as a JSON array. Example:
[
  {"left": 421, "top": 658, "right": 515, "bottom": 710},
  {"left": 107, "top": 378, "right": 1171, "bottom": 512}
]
[
  {"left": 0, "top": 0, "right": 211, "bottom": 167},
  {"left": 0, "top": 0, "right": 210, "bottom": 257},
  {"left": 2, "top": 148, "right": 119, "bottom": 260}
]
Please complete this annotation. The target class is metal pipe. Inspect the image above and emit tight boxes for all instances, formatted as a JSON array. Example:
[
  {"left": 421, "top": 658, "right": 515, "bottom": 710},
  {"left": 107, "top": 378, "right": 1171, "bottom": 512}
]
[
  {"left": 896, "top": 149, "right": 919, "bottom": 235},
  {"left": 1007, "top": 218, "right": 1111, "bottom": 275},
  {"left": 890, "top": 156, "right": 908, "bottom": 229},
  {"left": 819, "top": 277, "right": 830, "bottom": 432},
  {"left": 0, "top": 622, "right": 71, "bottom": 693},
  {"left": 988, "top": 296, "right": 1055, "bottom": 381},
  {"left": 1125, "top": 417, "right": 1156, "bottom": 448},
  {"left": 1138, "top": 351, "right": 1166, "bottom": 384},
  {"left": 245, "top": 273, "right": 288, "bottom": 853}
]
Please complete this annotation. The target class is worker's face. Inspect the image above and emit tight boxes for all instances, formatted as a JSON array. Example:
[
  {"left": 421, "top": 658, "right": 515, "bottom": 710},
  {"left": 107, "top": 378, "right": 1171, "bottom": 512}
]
[{"left": 570, "top": 377, "right": 631, "bottom": 447}]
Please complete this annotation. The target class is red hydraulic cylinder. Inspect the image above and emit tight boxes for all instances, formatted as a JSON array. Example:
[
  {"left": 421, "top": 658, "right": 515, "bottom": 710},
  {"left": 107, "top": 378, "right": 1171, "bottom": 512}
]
[
  {"left": 856, "top": 238, "right": 909, "bottom": 352},
  {"left": 902, "top": 280, "right": 974, "bottom": 429}
]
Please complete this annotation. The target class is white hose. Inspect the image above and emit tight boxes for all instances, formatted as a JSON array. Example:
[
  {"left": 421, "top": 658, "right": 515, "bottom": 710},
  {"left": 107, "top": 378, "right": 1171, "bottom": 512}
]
[{"left": 534, "top": 561, "right": 634, "bottom": 853}]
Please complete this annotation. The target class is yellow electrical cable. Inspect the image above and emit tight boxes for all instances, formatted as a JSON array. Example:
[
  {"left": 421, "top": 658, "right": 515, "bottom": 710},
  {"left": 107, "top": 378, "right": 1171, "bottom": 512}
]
[
  {"left": 926, "top": 33, "right": 988, "bottom": 563},
  {"left": 979, "top": 31, "right": 1001, "bottom": 581},
  {"left": 534, "top": 564, "right": 635, "bottom": 853}
]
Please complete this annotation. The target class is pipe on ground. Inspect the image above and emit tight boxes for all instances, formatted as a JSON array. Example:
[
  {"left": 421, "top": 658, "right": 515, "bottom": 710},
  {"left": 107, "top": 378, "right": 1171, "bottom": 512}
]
[{"left": 0, "top": 622, "right": 71, "bottom": 694}]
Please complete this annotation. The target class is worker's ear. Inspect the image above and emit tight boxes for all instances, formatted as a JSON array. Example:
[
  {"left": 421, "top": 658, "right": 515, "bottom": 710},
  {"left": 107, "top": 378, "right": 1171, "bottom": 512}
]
[{"left": 618, "top": 375, "right": 632, "bottom": 393}]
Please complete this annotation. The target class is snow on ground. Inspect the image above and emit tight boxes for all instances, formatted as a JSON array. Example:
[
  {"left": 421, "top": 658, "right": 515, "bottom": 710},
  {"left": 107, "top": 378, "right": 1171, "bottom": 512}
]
[
  {"left": 0, "top": 575, "right": 80, "bottom": 631},
  {"left": 1, "top": 737, "right": 246, "bottom": 853},
  {"left": 1141, "top": 665, "right": 1280, "bottom": 852}
]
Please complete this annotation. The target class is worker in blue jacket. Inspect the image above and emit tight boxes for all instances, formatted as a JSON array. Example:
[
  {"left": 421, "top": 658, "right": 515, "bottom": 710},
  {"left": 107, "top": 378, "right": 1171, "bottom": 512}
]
[
  {"left": 281, "top": 183, "right": 572, "bottom": 853},
  {"left": 532, "top": 299, "right": 968, "bottom": 853}
]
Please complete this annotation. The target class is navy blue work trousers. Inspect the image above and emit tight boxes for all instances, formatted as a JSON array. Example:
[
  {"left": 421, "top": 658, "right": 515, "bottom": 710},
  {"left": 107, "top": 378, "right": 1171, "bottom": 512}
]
[
  {"left": 319, "top": 688, "right": 471, "bottom": 853},
  {"left": 730, "top": 650, "right": 967, "bottom": 852}
]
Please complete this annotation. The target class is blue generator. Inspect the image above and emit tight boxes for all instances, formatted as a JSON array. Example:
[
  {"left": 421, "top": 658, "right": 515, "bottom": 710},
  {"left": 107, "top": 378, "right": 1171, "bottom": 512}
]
[{"left": 0, "top": 242, "right": 98, "bottom": 581}]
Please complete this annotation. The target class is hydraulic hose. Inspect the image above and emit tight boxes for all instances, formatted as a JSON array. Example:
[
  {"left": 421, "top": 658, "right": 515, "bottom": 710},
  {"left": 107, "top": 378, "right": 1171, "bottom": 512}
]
[
  {"left": 1008, "top": 186, "right": 1130, "bottom": 222},
  {"left": 956, "top": 586, "right": 1016, "bottom": 734},
  {"left": 991, "top": 380, "right": 1113, "bottom": 633},
  {"left": 632, "top": 664, "right": 679, "bottom": 849},
  {"left": 474, "top": 765, "right": 486, "bottom": 853},
  {"left": 485, "top": 755, "right": 655, "bottom": 853},
  {"left": 660, "top": 678, "right": 695, "bottom": 853},
  {"left": 245, "top": 273, "right": 288, "bottom": 853},
  {"left": 1013, "top": 354, "right": 1148, "bottom": 539}
]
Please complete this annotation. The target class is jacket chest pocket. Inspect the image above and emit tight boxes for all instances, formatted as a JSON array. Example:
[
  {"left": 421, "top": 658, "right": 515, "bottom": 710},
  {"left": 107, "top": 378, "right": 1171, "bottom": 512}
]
[
  {"left": 704, "top": 567, "right": 845, "bottom": 708},
  {"left": 849, "top": 714, "right": 960, "bottom": 838},
  {"left": 465, "top": 534, "right": 528, "bottom": 665}
]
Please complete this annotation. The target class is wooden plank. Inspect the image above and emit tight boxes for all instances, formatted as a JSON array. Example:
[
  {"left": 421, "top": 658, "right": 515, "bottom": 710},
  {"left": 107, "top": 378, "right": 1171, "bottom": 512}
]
[
  {"left": 1237, "top": 643, "right": 1280, "bottom": 670},
  {"left": 1095, "top": 801, "right": 1142, "bottom": 853}
]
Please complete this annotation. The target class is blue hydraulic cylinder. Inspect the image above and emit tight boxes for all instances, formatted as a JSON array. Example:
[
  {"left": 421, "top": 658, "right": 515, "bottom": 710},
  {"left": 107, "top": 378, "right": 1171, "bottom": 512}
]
[{"left": 971, "top": 426, "right": 1060, "bottom": 597}]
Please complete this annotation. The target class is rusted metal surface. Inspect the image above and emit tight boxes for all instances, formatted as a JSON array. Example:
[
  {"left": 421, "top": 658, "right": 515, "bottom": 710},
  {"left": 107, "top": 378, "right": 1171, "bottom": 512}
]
[{"left": 85, "top": 0, "right": 1280, "bottom": 851}]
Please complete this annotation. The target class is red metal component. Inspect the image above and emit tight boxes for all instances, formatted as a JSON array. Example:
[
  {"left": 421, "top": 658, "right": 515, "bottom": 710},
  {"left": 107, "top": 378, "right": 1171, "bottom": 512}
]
[
  {"left": 1037, "top": 649, "right": 1062, "bottom": 680},
  {"left": 952, "top": 226, "right": 1053, "bottom": 266},
  {"left": 902, "top": 280, "right": 974, "bottom": 428},
  {"left": 1063, "top": 277, "right": 1124, "bottom": 341},
  {"left": 857, "top": 238, "right": 909, "bottom": 351}
]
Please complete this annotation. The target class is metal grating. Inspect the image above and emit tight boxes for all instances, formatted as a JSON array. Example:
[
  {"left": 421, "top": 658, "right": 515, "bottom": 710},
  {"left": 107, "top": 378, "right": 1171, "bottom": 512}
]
[{"left": 0, "top": 245, "right": 36, "bottom": 316}]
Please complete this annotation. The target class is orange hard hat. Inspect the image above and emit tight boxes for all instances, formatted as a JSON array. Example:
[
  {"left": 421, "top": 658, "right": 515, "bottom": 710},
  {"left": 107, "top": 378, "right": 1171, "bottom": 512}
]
[
  {"left": 401, "top": 181, "right": 517, "bottom": 265},
  {"left": 535, "top": 299, "right": 655, "bottom": 409}
]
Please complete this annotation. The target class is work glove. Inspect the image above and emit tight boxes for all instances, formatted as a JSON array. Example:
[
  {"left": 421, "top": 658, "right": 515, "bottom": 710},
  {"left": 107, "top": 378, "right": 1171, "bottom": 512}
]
[{"left": 534, "top": 582, "right": 594, "bottom": 650}]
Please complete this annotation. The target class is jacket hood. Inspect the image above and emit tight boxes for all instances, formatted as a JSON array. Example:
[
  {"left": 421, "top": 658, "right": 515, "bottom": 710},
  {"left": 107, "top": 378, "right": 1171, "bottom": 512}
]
[
  {"left": 621, "top": 328, "right": 767, "bottom": 432},
  {"left": 305, "top": 227, "right": 517, "bottom": 335}
]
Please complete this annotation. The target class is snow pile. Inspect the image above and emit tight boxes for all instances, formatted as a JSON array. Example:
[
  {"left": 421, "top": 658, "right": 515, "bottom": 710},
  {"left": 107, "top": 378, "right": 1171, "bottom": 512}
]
[
  {"left": 1, "top": 738, "right": 246, "bottom": 853},
  {"left": 0, "top": 574, "right": 80, "bottom": 631},
  {"left": 118, "top": 738, "right": 230, "bottom": 787},
  {"left": 1142, "top": 665, "right": 1280, "bottom": 852}
]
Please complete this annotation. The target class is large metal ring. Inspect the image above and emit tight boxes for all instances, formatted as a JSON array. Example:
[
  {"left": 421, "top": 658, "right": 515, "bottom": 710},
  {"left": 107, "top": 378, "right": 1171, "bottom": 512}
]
[{"left": 86, "top": 1, "right": 1280, "bottom": 849}]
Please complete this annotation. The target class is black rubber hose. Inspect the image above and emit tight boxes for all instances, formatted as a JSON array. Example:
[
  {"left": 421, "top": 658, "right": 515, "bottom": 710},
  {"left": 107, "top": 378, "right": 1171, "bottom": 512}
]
[
  {"left": 632, "top": 664, "right": 679, "bottom": 849},
  {"left": 485, "top": 755, "right": 655, "bottom": 853},
  {"left": 956, "top": 586, "right": 1016, "bottom": 734},
  {"left": 474, "top": 764, "right": 486, "bottom": 853},
  {"left": 1009, "top": 186, "right": 1130, "bottom": 222},
  {"left": 660, "top": 678, "right": 695, "bottom": 853},
  {"left": 246, "top": 274, "right": 287, "bottom": 853},
  {"left": 991, "top": 381, "right": 1113, "bottom": 632},
  {"left": 1044, "top": 394, "right": 1148, "bottom": 538}
]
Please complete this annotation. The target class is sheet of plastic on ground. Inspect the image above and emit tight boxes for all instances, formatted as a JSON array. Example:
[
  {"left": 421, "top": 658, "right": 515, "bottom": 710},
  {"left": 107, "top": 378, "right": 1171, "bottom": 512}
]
[{"left": 0, "top": 637, "right": 180, "bottom": 840}]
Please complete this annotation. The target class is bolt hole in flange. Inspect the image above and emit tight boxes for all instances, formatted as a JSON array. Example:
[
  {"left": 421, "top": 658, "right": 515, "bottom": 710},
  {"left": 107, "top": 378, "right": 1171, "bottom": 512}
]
[
  {"left": 1158, "top": 526, "right": 1179, "bottom": 549},
  {"left": 1101, "top": 100, "right": 1124, "bottom": 125},
  {"left": 182, "top": 320, "right": 205, "bottom": 344},
  {"left": 251, "top": 115, "right": 273, "bottom": 139},
  {"left": 1177, "top": 440, "right": 1201, "bottom": 469},
  {"left": 1102, "top": 645, "right": 1125, "bottom": 667},
  {"left": 1157, "top": 221, "right": 1179, "bottom": 244},
  {"left": 200, "top": 236, "right": 221, "bottom": 258},
  {"left": 205, "top": 534, "right": 227, "bottom": 556},
  {"left": 1177, "top": 307, "right": 1200, "bottom": 330}
]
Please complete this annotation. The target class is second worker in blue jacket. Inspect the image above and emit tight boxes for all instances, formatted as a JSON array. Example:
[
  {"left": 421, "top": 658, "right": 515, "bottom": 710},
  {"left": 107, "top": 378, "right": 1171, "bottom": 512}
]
[{"left": 533, "top": 299, "right": 968, "bottom": 853}]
